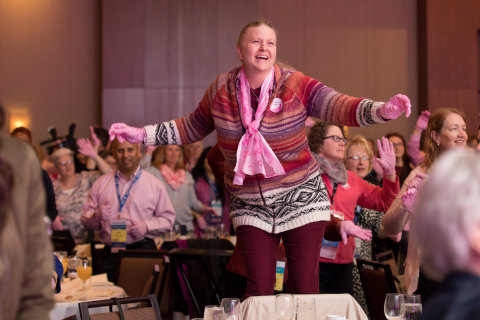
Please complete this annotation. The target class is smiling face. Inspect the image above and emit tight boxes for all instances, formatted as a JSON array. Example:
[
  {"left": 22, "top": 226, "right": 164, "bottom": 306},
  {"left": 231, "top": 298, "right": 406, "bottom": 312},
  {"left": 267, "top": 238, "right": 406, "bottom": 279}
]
[
  {"left": 432, "top": 113, "right": 467, "bottom": 152},
  {"left": 55, "top": 154, "right": 75, "bottom": 178},
  {"left": 345, "top": 145, "right": 371, "bottom": 178},
  {"left": 317, "top": 125, "right": 346, "bottom": 163},
  {"left": 112, "top": 140, "right": 140, "bottom": 175},
  {"left": 165, "top": 145, "right": 182, "bottom": 168},
  {"left": 236, "top": 24, "right": 277, "bottom": 81}
]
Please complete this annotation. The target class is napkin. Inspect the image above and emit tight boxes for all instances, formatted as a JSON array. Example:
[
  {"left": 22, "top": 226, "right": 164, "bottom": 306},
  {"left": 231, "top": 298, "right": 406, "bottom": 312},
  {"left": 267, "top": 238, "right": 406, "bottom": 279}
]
[
  {"left": 85, "top": 287, "right": 113, "bottom": 299},
  {"left": 89, "top": 273, "right": 113, "bottom": 286}
]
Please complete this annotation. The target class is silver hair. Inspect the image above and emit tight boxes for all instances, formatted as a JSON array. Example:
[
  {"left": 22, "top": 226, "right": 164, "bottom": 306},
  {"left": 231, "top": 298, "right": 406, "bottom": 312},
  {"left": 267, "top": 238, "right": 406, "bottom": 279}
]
[
  {"left": 411, "top": 148, "right": 480, "bottom": 280},
  {"left": 51, "top": 148, "right": 74, "bottom": 165}
]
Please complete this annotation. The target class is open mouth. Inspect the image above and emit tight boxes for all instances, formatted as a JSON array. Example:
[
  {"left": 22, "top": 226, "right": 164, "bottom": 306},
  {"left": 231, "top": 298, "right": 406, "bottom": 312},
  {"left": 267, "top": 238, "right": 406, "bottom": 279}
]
[{"left": 256, "top": 55, "right": 268, "bottom": 60}]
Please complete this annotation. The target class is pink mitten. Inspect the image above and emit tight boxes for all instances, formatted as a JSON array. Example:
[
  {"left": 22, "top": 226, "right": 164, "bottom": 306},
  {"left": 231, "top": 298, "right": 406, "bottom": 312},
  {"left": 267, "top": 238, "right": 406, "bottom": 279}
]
[
  {"left": 401, "top": 173, "right": 428, "bottom": 212},
  {"left": 108, "top": 123, "right": 146, "bottom": 144},
  {"left": 77, "top": 138, "right": 98, "bottom": 159},
  {"left": 379, "top": 94, "right": 412, "bottom": 119},
  {"left": 339, "top": 221, "right": 372, "bottom": 245},
  {"left": 89, "top": 125, "right": 102, "bottom": 149},
  {"left": 415, "top": 110, "right": 431, "bottom": 131}
]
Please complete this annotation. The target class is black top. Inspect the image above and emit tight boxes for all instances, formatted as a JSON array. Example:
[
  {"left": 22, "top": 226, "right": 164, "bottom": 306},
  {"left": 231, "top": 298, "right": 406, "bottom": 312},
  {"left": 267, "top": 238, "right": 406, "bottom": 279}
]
[{"left": 42, "top": 169, "right": 58, "bottom": 221}]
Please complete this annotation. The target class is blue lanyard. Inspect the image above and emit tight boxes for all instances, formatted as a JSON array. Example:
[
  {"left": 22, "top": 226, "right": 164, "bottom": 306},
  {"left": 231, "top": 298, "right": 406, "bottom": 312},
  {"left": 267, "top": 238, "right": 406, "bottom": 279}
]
[{"left": 115, "top": 169, "right": 142, "bottom": 212}]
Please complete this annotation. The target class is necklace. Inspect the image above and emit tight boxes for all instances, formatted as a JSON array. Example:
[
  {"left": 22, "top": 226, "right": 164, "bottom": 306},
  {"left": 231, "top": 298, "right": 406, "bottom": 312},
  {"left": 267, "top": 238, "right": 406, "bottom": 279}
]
[{"left": 250, "top": 88, "right": 259, "bottom": 100}]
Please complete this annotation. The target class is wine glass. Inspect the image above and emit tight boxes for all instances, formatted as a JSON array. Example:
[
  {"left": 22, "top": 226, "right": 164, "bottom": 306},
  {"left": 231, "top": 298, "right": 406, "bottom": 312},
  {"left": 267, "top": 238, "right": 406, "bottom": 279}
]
[
  {"left": 53, "top": 251, "right": 68, "bottom": 279},
  {"left": 76, "top": 258, "right": 92, "bottom": 299},
  {"left": 296, "top": 297, "right": 316, "bottom": 320},
  {"left": 220, "top": 298, "right": 240, "bottom": 320},
  {"left": 404, "top": 294, "right": 422, "bottom": 320},
  {"left": 204, "top": 305, "right": 226, "bottom": 320},
  {"left": 275, "top": 294, "right": 295, "bottom": 320},
  {"left": 384, "top": 293, "right": 405, "bottom": 320}
]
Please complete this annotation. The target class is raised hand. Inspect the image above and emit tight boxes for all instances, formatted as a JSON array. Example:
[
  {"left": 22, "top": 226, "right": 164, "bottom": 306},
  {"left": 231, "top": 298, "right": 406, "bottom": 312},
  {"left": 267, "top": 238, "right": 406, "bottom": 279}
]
[
  {"left": 108, "top": 123, "right": 146, "bottom": 144},
  {"left": 77, "top": 138, "right": 98, "bottom": 159},
  {"left": 339, "top": 221, "right": 372, "bottom": 245},
  {"left": 401, "top": 173, "right": 428, "bottom": 212},
  {"left": 379, "top": 94, "right": 411, "bottom": 119},
  {"left": 376, "top": 137, "right": 396, "bottom": 178},
  {"left": 415, "top": 110, "right": 431, "bottom": 131},
  {"left": 89, "top": 125, "right": 102, "bottom": 149}
]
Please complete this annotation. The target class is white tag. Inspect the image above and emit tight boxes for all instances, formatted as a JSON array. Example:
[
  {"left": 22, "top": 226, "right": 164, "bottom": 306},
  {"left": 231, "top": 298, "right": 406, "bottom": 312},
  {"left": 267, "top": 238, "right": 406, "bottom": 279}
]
[
  {"left": 270, "top": 98, "right": 283, "bottom": 112},
  {"left": 320, "top": 239, "right": 339, "bottom": 259}
]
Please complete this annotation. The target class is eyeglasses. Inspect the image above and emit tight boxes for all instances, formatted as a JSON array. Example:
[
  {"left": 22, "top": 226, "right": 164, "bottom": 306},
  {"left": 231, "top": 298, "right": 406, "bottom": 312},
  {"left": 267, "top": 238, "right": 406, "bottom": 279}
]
[
  {"left": 322, "top": 135, "right": 347, "bottom": 144},
  {"left": 391, "top": 142, "right": 404, "bottom": 147},
  {"left": 347, "top": 155, "right": 370, "bottom": 161},
  {"left": 58, "top": 160, "right": 73, "bottom": 166}
]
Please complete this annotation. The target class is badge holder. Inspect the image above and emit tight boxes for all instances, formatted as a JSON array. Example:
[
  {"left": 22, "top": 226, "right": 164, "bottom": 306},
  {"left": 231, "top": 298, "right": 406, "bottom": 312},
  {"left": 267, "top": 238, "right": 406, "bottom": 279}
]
[{"left": 110, "top": 220, "right": 127, "bottom": 253}]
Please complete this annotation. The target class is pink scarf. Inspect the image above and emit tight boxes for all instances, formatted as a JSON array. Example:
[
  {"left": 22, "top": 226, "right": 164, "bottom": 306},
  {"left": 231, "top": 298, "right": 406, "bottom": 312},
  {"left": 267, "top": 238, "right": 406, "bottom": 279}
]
[
  {"left": 160, "top": 164, "right": 186, "bottom": 190},
  {"left": 233, "top": 67, "right": 285, "bottom": 185}
]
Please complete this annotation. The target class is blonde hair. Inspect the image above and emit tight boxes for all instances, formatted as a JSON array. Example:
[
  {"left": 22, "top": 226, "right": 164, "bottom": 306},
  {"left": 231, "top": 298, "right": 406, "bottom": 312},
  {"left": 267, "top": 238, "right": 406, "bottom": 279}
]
[
  {"left": 237, "top": 19, "right": 277, "bottom": 47},
  {"left": 51, "top": 148, "right": 73, "bottom": 165},
  {"left": 344, "top": 135, "right": 373, "bottom": 172},
  {"left": 152, "top": 145, "right": 186, "bottom": 171},
  {"left": 423, "top": 108, "right": 466, "bottom": 169}
]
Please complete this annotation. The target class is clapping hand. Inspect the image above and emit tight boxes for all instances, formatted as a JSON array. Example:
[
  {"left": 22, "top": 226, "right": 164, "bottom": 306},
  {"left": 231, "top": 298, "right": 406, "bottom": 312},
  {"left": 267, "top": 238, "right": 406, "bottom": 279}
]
[
  {"left": 379, "top": 94, "right": 411, "bottom": 119},
  {"left": 376, "top": 137, "right": 396, "bottom": 179},
  {"left": 401, "top": 173, "right": 428, "bottom": 213},
  {"left": 129, "top": 220, "right": 148, "bottom": 240},
  {"left": 108, "top": 123, "right": 146, "bottom": 144},
  {"left": 339, "top": 221, "right": 372, "bottom": 245}
]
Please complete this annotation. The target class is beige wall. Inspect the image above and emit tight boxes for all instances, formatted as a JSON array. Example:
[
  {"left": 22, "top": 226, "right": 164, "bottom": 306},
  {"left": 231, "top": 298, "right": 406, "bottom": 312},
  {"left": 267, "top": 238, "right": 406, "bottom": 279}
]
[
  {"left": 0, "top": 0, "right": 100, "bottom": 149},
  {"left": 102, "top": 0, "right": 418, "bottom": 146}
]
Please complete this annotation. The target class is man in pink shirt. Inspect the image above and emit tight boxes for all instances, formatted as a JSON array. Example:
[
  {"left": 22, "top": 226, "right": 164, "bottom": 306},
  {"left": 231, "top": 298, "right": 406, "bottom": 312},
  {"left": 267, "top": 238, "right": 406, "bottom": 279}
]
[{"left": 81, "top": 139, "right": 175, "bottom": 280}]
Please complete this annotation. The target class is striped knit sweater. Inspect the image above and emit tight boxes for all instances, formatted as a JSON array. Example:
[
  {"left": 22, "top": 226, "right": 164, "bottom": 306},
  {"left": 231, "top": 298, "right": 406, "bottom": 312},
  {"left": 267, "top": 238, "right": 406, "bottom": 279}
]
[{"left": 144, "top": 64, "right": 387, "bottom": 233}]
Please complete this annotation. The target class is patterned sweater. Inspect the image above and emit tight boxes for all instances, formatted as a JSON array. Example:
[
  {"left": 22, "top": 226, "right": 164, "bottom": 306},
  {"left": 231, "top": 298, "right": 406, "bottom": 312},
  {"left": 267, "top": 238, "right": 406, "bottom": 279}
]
[{"left": 144, "top": 65, "right": 387, "bottom": 233}]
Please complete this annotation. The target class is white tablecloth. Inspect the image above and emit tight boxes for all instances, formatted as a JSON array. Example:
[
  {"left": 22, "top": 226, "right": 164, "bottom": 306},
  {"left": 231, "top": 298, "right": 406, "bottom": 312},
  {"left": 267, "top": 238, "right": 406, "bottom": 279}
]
[
  {"left": 240, "top": 294, "right": 368, "bottom": 320},
  {"left": 49, "top": 285, "right": 125, "bottom": 320}
]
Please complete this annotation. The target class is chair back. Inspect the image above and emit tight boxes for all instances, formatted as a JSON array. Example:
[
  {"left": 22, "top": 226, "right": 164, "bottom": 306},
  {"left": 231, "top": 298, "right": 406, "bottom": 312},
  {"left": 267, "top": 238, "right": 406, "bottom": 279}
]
[
  {"left": 116, "top": 251, "right": 166, "bottom": 297},
  {"left": 356, "top": 258, "right": 398, "bottom": 320},
  {"left": 78, "top": 294, "right": 162, "bottom": 320}
]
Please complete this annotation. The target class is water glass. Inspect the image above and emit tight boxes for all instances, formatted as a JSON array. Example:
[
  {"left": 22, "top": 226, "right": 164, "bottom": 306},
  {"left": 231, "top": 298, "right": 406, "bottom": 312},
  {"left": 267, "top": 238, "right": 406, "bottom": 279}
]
[
  {"left": 67, "top": 255, "right": 79, "bottom": 279},
  {"left": 275, "top": 293, "right": 295, "bottom": 320},
  {"left": 220, "top": 298, "right": 240, "bottom": 320},
  {"left": 404, "top": 294, "right": 422, "bottom": 320},
  {"left": 204, "top": 305, "right": 226, "bottom": 320},
  {"left": 295, "top": 297, "right": 316, "bottom": 320},
  {"left": 384, "top": 293, "right": 405, "bottom": 320}
]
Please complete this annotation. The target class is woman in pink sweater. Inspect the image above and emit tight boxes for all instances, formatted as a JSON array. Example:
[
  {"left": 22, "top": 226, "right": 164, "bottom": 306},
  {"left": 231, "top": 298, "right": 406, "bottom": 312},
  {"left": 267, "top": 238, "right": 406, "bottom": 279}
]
[{"left": 109, "top": 19, "right": 410, "bottom": 297}]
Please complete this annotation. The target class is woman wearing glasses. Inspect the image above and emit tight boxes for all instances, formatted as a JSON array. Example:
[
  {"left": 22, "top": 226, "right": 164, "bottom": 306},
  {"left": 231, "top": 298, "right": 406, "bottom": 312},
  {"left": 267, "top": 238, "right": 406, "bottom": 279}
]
[{"left": 308, "top": 121, "right": 400, "bottom": 295}]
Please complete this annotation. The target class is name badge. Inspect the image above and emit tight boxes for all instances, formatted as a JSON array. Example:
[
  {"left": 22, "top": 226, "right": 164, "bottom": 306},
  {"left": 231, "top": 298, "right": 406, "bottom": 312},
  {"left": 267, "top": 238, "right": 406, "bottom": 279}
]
[
  {"left": 111, "top": 220, "right": 127, "bottom": 253},
  {"left": 320, "top": 239, "right": 340, "bottom": 260},
  {"left": 270, "top": 98, "right": 283, "bottom": 112},
  {"left": 211, "top": 200, "right": 222, "bottom": 216},
  {"left": 274, "top": 260, "right": 286, "bottom": 291}
]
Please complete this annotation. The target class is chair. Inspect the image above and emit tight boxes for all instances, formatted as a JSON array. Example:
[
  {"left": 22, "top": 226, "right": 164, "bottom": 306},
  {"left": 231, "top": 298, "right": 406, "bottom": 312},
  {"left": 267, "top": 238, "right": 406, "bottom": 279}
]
[
  {"left": 116, "top": 250, "right": 168, "bottom": 297},
  {"left": 78, "top": 294, "right": 162, "bottom": 320},
  {"left": 356, "top": 258, "right": 398, "bottom": 320},
  {"left": 375, "top": 250, "right": 399, "bottom": 276},
  {"left": 168, "top": 247, "right": 233, "bottom": 316},
  {"left": 51, "top": 230, "right": 76, "bottom": 255}
]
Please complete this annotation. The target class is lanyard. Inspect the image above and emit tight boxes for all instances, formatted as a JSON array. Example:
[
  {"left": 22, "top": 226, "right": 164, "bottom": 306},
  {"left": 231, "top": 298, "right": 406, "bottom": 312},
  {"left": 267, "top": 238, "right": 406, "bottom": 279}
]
[
  {"left": 322, "top": 174, "right": 338, "bottom": 210},
  {"left": 115, "top": 169, "right": 142, "bottom": 212}
]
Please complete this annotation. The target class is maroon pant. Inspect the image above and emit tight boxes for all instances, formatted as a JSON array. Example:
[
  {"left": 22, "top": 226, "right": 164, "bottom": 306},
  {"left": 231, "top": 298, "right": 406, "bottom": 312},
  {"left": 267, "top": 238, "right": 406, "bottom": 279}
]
[{"left": 236, "top": 221, "right": 326, "bottom": 298}]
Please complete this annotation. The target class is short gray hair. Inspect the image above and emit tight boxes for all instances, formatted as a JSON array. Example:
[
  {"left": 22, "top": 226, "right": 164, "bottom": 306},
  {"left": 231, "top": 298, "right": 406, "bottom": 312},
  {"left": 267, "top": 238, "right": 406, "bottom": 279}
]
[
  {"left": 51, "top": 148, "right": 74, "bottom": 165},
  {"left": 411, "top": 148, "right": 480, "bottom": 280}
]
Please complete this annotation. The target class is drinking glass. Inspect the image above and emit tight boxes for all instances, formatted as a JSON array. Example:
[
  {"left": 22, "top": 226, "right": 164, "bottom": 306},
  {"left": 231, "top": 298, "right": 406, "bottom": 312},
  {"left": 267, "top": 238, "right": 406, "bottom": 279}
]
[
  {"left": 275, "top": 294, "right": 295, "bottom": 320},
  {"left": 76, "top": 259, "right": 92, "bottom": 299},
  {"left": 404, "top": 294, "right": 422, "bottom": 320},
  {"left": 220, "top": 298, "right": 240, "bottom": 320},
  {"left": 53, "top": 251, "right": 68, "bottom": 278},
  {"left": 204, "top": 305, "right": 226, "bottom": 320},
  {"left": 295, "top": 297, "right": 316, "bottom": 320},
  {"left": 67, "top": 255, "right": 79, "bottom": 279},
  {"left": 384, "top": 293, "right": 405, "bottom": 320}
]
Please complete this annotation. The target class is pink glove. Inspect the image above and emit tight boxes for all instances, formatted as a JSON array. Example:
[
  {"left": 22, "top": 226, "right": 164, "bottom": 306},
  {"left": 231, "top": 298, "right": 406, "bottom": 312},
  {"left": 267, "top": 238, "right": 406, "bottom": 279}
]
[
  {"left": 379, "top": 94, "right": 412, "bottom": 119},
  {"left": 129, "top": 221, "right": 148, "bottom": 240},
  {"left": 376, "top": 137, "right": 396, "bottom": 177},
  {"left": 387, "top": 232, "right": 402, "bottom": 242},
  {"left": 77, "top": 138, "right": 98, "bottom": 159},
  {"left": 339, "top": 221, "right": 372, "bottom": 245},
  {"left": 196, "top": 215, "right": 207, "bottom": 231},
  {"left": 89, "top": 125, "right": 102, "bottom": 149},
  {"left": 415, "top": 110, "right": 431, "bottom": 131},
  {"left": 401, "top": 173, "right": 428, "bottom": 212},
  {"left": 371, "top": 157, "right": 384, "bottom": 180},
  {"left": 52, "top": 216, "right": 64, "bottom": 231},
  {"left": 108, "top": 123, "right": 146, "bottom": 144}
]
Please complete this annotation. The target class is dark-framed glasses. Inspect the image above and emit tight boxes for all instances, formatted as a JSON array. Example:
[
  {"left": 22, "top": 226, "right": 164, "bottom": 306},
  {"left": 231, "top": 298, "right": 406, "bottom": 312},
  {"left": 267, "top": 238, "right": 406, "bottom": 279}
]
[
  {"left": 322, "top": 135, "right": 347, "bottom": 144},
  {"left": 347, "top": 155, "right": 370, "bottom": 161}
]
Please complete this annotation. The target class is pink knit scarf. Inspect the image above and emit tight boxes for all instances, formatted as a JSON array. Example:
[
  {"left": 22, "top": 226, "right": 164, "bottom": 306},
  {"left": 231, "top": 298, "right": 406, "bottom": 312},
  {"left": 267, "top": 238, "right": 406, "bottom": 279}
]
[
  {"left": 160, "top": 164, "right": 186, "bottom": 190},
  {"left": 233, "top": 67, "right": 285, "bottom": 185}
]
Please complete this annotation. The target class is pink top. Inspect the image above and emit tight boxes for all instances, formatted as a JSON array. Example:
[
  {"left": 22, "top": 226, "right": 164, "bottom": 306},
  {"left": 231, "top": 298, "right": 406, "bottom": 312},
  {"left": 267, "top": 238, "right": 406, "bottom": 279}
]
[{"left": 81, "top": 166, "right": 175, "bottom": 245}]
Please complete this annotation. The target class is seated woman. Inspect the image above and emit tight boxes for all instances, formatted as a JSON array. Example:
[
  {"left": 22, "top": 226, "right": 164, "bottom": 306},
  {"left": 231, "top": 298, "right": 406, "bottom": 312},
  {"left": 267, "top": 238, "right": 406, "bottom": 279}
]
[
  {"left": 411, "top": 149, "right": 480, "bottom": 320},
  {"left": 147, "top": 145, "right": 213, "bottom": 234}
]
